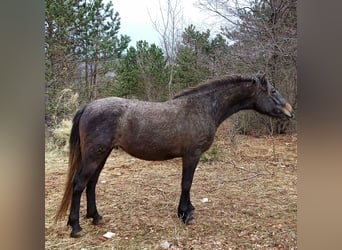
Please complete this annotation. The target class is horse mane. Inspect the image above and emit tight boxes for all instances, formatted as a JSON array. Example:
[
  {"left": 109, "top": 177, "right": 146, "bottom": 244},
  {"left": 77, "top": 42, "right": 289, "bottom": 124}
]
[{"left": 172, "top": 74, "right": 257, "bottom": 99}]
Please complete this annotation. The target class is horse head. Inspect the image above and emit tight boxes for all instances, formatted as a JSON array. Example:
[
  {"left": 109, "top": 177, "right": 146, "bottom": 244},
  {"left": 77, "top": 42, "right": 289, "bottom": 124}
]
[{"left": 253, "top": 74, "right": 294, "bottom": 118}]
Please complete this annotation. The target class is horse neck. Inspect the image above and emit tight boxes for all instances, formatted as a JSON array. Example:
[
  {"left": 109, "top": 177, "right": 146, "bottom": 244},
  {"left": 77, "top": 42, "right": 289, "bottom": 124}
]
[{"left": 208, "top": 81, "right": 257, "bottom": 126}]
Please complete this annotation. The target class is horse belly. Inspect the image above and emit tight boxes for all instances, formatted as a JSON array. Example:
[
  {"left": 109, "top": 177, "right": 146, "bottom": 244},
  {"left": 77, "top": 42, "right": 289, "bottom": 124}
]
[
  {"left": 116, "top": 103, "right": 188, "bottom": 161},
  {"left": 118, "top": 131, "right": 183, "bottom": 161},
  {"left": 120, "top": 142, "right": 181, "bottom": 161},
  {"left": 126, "top": 149, "right": 178, "bottom": 161}
]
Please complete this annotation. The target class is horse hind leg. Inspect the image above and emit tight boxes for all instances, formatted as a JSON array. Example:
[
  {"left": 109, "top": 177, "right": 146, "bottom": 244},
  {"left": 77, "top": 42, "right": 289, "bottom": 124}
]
[
  {"left": 67, "top": 147, "right": 112, "bottom": 238},
  {"left": 67, "top": 161, "right": 93, "bottom": 237},
  {"left": 85, "top": 150, "right": 111, "bottom": 225}
]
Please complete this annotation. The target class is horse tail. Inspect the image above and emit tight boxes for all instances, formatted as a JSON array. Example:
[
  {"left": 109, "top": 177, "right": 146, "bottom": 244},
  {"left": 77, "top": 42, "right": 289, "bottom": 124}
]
[{"left": 55, "top": 106, "right": 86, "bottom": 222}]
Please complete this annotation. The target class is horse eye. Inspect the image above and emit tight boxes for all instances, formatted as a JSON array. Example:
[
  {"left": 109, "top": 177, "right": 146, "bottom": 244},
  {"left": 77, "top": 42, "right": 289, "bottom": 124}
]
[{"left": 271, "top": 89, "right": 276, "bottom": 94}]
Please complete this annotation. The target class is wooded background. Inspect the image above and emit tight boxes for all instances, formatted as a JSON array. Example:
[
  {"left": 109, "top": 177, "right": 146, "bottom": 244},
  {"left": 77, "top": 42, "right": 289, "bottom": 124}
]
[{"left": 45, "top": 0, "right": 297, "bottom": 145}]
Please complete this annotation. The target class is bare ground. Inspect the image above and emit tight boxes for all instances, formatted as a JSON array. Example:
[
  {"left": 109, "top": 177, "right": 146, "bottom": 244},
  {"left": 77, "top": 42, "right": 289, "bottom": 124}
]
[{"left": 45, "top": 125, "right": 297, "bottom": 249}]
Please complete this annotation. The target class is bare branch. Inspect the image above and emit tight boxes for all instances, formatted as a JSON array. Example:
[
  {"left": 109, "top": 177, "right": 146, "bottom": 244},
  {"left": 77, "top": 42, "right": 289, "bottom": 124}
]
[{"left": 196, "top": 0, "right": 240, "bottom": 26}]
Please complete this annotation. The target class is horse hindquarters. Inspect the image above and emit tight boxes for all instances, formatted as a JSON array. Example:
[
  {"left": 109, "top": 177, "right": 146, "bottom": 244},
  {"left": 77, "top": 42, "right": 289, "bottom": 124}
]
[{"left": 67, "top": 107, "right": 120, "bottom": 237}]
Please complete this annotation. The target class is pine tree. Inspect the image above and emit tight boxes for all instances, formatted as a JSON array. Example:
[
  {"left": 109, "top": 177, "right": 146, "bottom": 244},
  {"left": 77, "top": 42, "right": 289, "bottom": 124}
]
[
  {"left": 114, "top": 41, "right": 169, "bottom": 101},
  {"left": 45, "top": 0, "right": 129, "bottom": 126}
]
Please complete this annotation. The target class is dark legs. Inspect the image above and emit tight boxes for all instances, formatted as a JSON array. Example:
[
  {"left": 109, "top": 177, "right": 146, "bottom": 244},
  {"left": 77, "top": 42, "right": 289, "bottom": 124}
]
[
  {"left": 85, "top": 173, "right": 104, "bottom": 225},
  {"left": 67, "top": 169, "right": 85, "bottom": 237},
  {"left": 67, "top": 149, "right": 200, "bottom": 237},
  {"left": 85, "top": 154, "right": 109, "bottom": 225},
  {"left": 178, "top": 155, "right": 200, "bottom": 224},
  {"left": 67, "top": 150, "right": 110, "bottom": 238}
]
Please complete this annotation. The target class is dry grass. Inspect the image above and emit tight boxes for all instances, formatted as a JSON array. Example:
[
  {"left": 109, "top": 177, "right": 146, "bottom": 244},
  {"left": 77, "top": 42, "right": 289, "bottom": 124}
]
[{"left": 45, "top": 124, "right": 297, "bottom": 249}]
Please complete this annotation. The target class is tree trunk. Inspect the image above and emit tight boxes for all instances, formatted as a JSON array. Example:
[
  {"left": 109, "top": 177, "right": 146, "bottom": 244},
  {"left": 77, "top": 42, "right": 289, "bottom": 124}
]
[{"left": 93, "top": 60, "right": 98, "bottom": 99}]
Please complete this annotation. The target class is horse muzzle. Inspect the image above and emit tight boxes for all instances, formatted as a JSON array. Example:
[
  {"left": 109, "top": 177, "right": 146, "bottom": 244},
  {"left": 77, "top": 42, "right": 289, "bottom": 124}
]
[{"left": 282, "top": 103, "right": 294, "bottom": 118}]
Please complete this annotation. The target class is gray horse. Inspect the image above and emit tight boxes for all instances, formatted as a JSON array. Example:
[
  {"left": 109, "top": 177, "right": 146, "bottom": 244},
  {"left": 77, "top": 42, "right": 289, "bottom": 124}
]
[{"left": 55, "top": 74, "right": 294, "bottom": 237}]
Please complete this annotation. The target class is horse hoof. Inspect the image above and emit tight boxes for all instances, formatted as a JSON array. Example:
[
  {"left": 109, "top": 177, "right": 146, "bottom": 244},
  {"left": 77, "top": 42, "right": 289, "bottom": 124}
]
[
  {"left": 183, "top": 214, "right": 193, "bottom": 224},
  {"left": 93, "top": 217, "right": 105, "bottom": 225},
  {"left": 70, "top": 229, "right": 84, "bottom": 238},
  {"left": 178, "top": 211, "right": 194, "bottom": 225}
]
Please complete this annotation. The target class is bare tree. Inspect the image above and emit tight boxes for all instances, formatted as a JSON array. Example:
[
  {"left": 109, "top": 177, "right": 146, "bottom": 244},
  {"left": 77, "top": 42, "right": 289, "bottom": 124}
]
[{"left": 149, "top": 0, "right": 184, "bottom": 98}]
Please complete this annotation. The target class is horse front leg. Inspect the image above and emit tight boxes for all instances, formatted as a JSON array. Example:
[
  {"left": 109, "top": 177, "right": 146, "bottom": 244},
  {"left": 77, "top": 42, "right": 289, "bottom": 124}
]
[{"left": 178, "top": 155, "right": 200, "bottom": 224}]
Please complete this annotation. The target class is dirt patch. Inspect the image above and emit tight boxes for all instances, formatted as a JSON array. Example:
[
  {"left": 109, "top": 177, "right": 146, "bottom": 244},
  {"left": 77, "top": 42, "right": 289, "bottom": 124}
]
[{"left": 45, "top": 126, "right": 297, "bottom": 249}]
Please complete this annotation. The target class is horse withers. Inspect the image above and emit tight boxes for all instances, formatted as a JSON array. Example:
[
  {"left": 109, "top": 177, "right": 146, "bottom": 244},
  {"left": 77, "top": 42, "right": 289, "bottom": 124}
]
[{"left": 54, "top": 74, "right": 294, "bottom": 237}]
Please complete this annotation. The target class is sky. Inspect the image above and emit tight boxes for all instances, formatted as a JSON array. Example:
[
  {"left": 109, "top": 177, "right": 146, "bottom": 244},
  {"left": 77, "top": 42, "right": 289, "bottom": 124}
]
[{"left": 110, "top": 0, "right": 222, "bottom": 47}]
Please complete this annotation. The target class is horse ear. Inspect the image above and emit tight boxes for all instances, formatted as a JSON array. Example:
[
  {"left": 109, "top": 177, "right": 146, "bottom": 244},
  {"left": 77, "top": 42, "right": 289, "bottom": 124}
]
[
  {"left": 259, "top": 73, "right": 268, "bottom": 90},
  {"left": 260, "top": 73, "right": 266, "bottom": 82}
]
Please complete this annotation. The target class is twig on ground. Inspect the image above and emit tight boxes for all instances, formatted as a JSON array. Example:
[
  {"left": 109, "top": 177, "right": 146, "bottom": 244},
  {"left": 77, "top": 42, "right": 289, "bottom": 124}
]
[
  {"left": 227, "top": 172, "right": 270, "bottom": 183},
  {"left": 227, "top": 160, "right": 273, "bottom": 182}
]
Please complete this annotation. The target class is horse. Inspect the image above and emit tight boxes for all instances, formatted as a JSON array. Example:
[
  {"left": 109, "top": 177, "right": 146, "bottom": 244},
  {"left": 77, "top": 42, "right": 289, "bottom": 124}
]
[{"left": 55, "top": 74, "right": 294, "bottom": 237}]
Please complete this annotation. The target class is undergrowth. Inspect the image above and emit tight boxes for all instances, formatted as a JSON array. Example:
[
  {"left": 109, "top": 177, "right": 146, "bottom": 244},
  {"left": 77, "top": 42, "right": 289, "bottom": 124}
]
[{"left": 200, "top": 145, "right": 220, "bottom": 163}]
